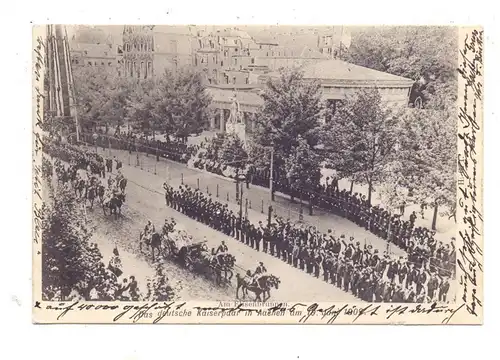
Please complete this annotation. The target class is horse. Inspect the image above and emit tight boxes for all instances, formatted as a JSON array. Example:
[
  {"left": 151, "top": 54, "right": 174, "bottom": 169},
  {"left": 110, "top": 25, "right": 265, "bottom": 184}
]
[
  {"left": 85, "top": 185, "right": 98, "bottom": 209},
  {"left": 118, "top": 178, "right": 127, "bottom": 193},
  {"left": 96, "top": 184, "right": 106, "bottom": 204},
  {"left": 73, "top": 179, "right": 87, "bottom": 198},
  {"left": 212, "top": 253, "right": 236, "bottom": 284},
  {"left": 236, "top": 274, "right": 280, "bottom": 302},
  {"left": 139, "top": 231, "right": 163, "bottom": 262},
  {"left": 102, "top": 193, "right": 125, "bottom": 219}
]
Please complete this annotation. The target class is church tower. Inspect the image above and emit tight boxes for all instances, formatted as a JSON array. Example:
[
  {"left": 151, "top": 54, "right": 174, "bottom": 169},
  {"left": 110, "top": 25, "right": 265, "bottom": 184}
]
[{"left": 122, "top": 25, "right": 155, "bottom": 79}]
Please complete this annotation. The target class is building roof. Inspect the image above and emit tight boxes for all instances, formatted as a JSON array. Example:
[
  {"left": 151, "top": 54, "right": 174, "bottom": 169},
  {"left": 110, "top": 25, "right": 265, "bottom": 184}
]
[
  {"left": 70, "top": 42, "right": 116, "bottom": 58},
  {"left": 302, "top": 60, "right": 414, "bottom": 83},
  {"left": 153, "top": 25, "right": 197, "bottom": 36},
  {"left": 207, "top": 87, "right": 263, "bottom": 107},
  {"left": 153, "top": 32, "right": 194, "bottom": 54},
  {"left": 265, "top": 59, "right": 414, "bottom": 86}
]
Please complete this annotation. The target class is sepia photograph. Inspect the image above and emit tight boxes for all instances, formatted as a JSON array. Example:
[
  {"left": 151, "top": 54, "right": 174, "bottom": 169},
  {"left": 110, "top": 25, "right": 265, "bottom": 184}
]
[{"left": 32, "top": 24, "right": 483, "bottom": 324}]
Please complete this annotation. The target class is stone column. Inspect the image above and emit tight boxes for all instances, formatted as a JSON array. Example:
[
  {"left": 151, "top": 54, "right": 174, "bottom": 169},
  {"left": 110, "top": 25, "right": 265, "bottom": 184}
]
[
  {"left": 219, "top": 108, "right": 225, "bottom": 132},
  {"left": 251, "top": 113, "right": 257, "bottom": 132},
  {"left": 210, "top": 109, "right": 216, "bottom": 130}
]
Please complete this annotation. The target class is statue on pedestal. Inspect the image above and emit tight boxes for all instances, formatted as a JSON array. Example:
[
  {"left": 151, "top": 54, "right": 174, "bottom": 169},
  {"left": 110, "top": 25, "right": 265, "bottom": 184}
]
[
  {"left": 228, "top": 95, "right": 242, "bottom": 125},
  {"left": 226, "top": 94, "right": 247, "bottom": 148}
]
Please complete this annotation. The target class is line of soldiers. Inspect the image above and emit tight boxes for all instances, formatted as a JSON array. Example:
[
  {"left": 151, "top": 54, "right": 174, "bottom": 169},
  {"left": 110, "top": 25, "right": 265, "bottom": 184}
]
[
  {"left": 163, "top": 183, "right": 453, "bottom": 303},
  {"left": 188, "top": 139, "right": 452, "bottom": 272},
  {"left": 83, "top": 132, "right": 197, "bottom": 164}
]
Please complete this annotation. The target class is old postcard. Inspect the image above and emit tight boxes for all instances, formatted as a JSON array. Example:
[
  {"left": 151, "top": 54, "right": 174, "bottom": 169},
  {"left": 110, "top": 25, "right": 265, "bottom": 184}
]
[{"left": 32, "top": 24, "right": 483, "bottom": 324}]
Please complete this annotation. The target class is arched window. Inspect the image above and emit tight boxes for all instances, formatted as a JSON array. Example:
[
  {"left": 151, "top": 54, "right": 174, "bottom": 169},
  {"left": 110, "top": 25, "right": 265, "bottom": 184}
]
[{"left": 147, "top": 62, "right": 153, "bottom": 77}]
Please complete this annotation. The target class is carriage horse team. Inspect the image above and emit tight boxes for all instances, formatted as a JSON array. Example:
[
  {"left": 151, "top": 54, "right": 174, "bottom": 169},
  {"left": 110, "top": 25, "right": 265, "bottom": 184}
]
[{"left": 138, "top": 217, "right": 280, "bottom": 300}]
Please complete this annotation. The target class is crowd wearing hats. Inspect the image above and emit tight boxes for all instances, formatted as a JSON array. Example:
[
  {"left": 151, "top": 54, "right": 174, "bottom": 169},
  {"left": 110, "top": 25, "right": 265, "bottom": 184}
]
[
  {"left": 164, "top": 183, "right": 453, "bottom": 303},
  {"left": 76, "top": 130, "right": 456, "bottom": 283},
  {"left": 42, "top": 139, "right": 177, "bottom": 302},
  {"left": 82, "top": 132, "right": 197, "bottom": 164},
  {"left": 184, "top": 137, "right": 454, "bottom": 274},
  {"left": 44, "top": 137, "right": 454, "bottom": 303}
]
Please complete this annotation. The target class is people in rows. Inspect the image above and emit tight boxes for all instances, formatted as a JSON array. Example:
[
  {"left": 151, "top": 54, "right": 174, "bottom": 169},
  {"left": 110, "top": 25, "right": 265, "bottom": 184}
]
[{"left": 164, "top": 183, "right": 453, "bottom": 303}]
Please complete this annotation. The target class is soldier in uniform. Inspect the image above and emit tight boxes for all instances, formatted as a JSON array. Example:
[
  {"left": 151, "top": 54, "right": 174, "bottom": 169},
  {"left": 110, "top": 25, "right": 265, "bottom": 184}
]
[{"left": 438, "top": 276, "right": 451, "bottom": 302}]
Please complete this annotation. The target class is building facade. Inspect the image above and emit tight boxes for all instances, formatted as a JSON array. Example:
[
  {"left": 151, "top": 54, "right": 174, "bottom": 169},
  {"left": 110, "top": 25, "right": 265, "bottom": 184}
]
[
  {"left": 121, "top": 25, "right": 197, "bottom": 79},
  {"left": 69, "top": 42, "right": 121, "bottom": 70},
  {"left": 205, "top": 59, "right": 414, "bottom": 134}
]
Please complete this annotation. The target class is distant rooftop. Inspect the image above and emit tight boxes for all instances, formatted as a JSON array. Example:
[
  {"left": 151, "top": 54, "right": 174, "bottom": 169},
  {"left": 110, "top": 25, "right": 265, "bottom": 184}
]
[
  {"left": 265, "top": 59, "right": 414, "bottom": 85},
  {"left": 207, "top": 87, "right": 263, "bottom": 107},
  {"left": 70, "top": 42, "right": 116, "bottom": 58}
]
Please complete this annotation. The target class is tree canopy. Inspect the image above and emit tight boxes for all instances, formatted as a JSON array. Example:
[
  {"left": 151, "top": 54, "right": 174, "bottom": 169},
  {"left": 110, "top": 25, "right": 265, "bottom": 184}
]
[
  {"left": 73, "top": 66, "right": 131, "bottom": 131},
  {"left": 251, "top": 69, "right": 325, "bottom": 180},
  {"left": 343, "top": 26, "right": 457, "bottom": 109},
  {"left": 322, "top": 88, "right": 401, "bottom": 205},
  {"left": 151, "top": 68, "right": 212, "bottom": 139},
  {"left": 218, "top": 133, "right": 248, "bottom": 169},
  {"left": 72, "top": 66, "right": 212, "bottom": 139},
  {"left": 42, "top": 184, "right": 120, "bottom": 301}
]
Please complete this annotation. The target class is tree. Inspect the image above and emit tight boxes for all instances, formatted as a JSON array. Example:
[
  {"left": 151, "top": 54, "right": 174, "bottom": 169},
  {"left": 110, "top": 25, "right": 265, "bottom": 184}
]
[
  {"left": 125, "top": 78, "right": 158, "bottom": 135},
  {"left": 73, "top": 66, "right": 131, "bottom": 132},
  {"left": 218, "top": 133, "right": 248, "bottom": 170},
  {"left": 251, "top": 69, "right": 325, "bottom": 198},
  {"left": 285, "top": 136, "right": 322, "bottom": 214},
  {"left": 391, "top": 105, "right": 456, "bottom": 229},
  {"left": 323, "top": 88, "right": 400, "bottom": 205},
  {"left": 343, "top": 26, "right": 457, "bottom": 109},
  {"left": 42, "top": 184, "right": 120, "bottom": 301},
  {"left": 153, "top": 67, "right": 212, "bottom": 141}
]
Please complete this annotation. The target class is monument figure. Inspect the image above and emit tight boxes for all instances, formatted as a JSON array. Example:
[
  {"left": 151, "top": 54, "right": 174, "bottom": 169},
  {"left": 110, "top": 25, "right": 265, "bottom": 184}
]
[
  {"left": 225, "top": 94, "right": 247, "bottom": 147},
  {"left": 228, "top": 95, "right": 242, "bottom": 124}
]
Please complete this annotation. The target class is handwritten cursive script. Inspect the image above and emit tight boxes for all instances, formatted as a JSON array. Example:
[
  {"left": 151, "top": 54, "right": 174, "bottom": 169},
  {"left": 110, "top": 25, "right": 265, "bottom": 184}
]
[{"left": 457, "top": 28, "right": 484, "bottom": 319}]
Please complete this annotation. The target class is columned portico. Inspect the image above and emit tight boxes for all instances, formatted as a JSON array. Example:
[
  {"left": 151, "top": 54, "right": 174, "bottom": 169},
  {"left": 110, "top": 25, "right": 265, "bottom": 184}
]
[
  {"left": 207, "top": 87, "right": 263, "bottom": 134},
  {"left": 219, "top": 108, "right": 225, "bottom": 132}
]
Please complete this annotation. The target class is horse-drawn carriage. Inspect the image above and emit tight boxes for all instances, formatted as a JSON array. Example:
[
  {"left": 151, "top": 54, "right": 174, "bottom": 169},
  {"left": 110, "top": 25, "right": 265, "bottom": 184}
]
[{"left": 163, "top": 235, "right": 236, "bottom": 286}]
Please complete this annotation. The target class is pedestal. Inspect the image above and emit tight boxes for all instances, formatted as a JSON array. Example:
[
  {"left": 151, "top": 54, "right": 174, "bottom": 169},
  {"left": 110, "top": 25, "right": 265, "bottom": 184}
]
[{"left": 226, "top": 123, "right": 247, "bottom": 147}]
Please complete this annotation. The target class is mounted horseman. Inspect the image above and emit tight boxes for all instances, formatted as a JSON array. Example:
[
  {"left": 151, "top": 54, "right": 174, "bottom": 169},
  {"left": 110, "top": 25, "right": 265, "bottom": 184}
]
[
  {"left": 236, "top": 262, "right": 280, "bottom": 302},
  {"left": 139, "top": 220, "right": 163, "bottom": 261},
  {"left": 102, "top": 185, "right": 125, "bottom": 219}
]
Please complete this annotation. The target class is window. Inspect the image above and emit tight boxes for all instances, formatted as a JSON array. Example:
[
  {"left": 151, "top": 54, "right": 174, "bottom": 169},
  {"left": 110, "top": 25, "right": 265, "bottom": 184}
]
[
  {"left": 233, "top": 58, "right": 237, "bottom": 65},
  {"left": 108, "top": 62, "right": 112, "bottom": 66},
  {"left": 251, "top": 58, "right": 255, "bottom": 64},
  {"left": 147, "top": 62, "right": 152, "bottom": 77},
  {"left": 104, "top": 52, "right": 108, "bottom": 56},
  {"left": 233, "top": 77, "right": 236, "bottom": 84},
  {"left": 259, "top": 45, "right": 262, "bottom": 49},
  {"left": 94, "top": 61, "right": 98, "bottom": 66},
  {"left": 101, "top": 62, "right": 104, "bottom": 66},
  {"left": 170, "top": 40, "right": 178, "bottom": 53},
  {"left": 208, "top": 79, "right": 212, "bottom": 84},
  {"left": 221, "top": 61, "right": 224, "bottom": 66},
  {"left": 84, "top": 50, "right": 88, "bottom": 55},
  {"left": 234, "top": 40, "right": 237, "bottom": 44},
  {"left": 234, "top": 48, "right": 237, "bottom": 52},
  {"left": 245, "top": 77, "right": 249, "bottom": 84}
]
